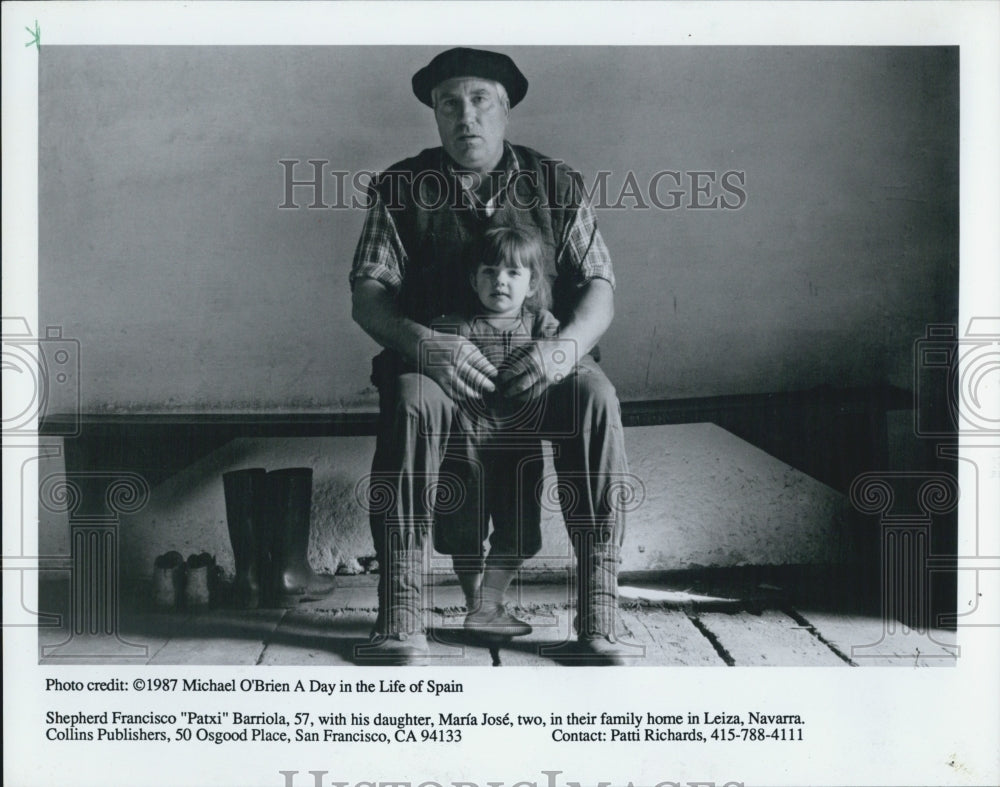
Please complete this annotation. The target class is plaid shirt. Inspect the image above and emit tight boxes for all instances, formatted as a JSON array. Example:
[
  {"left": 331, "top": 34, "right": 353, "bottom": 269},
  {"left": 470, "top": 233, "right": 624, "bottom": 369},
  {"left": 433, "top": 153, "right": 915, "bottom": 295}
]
[{"left": 350, "top": 143, "right": 615, "bottom": 298}]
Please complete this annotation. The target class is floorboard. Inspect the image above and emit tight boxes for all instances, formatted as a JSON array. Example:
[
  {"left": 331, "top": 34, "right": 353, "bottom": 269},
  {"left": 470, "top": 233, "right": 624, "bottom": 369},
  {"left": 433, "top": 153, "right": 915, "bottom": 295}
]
[
  {"left": 34, "top": 578, "right": 955, "bottom": 667},
  {"left": 795, "top": 610, "right": 958, "bottom": 667},
  {"left": 695, "top": 609, "right": 846, "bottom": 666}
]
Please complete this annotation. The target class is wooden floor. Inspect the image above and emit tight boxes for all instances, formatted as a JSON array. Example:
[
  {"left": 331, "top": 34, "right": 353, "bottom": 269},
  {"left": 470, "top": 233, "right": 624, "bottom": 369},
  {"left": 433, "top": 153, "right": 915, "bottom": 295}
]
[{"left": 37, "top": 575, "right": 958, "bottom": 667}]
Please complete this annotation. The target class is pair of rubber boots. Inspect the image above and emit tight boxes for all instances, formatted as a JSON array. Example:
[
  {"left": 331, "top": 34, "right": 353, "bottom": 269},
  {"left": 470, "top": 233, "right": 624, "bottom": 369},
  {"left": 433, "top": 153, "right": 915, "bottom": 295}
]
[{"left": 222, "top": 467, "right": 335, "bottom": 609}]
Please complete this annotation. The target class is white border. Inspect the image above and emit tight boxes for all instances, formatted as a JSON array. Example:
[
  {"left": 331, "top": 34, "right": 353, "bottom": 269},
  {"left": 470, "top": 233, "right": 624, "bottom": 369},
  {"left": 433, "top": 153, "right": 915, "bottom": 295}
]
[{"left": 3, "top": 3, "right": 999, "bottom": 787}]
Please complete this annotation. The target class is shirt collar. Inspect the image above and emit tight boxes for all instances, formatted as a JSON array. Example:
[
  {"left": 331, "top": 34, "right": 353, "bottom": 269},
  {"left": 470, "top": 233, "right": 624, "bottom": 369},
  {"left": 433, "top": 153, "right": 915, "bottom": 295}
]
[
  {"left": 441, "top": 142, "right": 518, "bottom": 216},
  {"left": 441, "top": 141, "right": 519, "bottom": 178}
]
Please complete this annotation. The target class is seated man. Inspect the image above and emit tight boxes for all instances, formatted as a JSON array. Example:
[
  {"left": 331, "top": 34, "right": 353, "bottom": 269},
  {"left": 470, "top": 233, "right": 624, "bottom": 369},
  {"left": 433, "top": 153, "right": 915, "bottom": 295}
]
[{"left": 350, "top": 47, "right": 629, "bottom": 665}]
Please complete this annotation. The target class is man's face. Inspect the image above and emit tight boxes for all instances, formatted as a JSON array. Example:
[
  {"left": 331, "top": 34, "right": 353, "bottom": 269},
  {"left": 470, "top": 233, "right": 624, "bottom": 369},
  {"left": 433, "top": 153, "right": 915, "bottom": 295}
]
[{"left": 433, "top": 77, "right": 509, "bottom": 174}]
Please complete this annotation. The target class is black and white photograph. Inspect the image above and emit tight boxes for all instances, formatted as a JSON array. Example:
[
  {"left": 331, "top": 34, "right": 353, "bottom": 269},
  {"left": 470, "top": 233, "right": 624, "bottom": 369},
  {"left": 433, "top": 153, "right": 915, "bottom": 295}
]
[{"left": 3, "top": 2, "right": 998, "bottom": 786}]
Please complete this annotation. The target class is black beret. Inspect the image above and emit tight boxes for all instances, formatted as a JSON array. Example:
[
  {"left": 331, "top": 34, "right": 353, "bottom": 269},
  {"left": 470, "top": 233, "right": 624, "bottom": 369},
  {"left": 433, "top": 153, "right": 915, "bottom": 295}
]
[{"left": 412, "top": 47, "right": 528, "bottom": 108}]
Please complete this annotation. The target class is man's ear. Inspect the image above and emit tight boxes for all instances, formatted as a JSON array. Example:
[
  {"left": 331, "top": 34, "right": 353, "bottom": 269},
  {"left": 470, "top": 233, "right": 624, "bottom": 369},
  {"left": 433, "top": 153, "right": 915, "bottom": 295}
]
[{"left": 469, "top": 271, "right": 478, "bottom": 291}]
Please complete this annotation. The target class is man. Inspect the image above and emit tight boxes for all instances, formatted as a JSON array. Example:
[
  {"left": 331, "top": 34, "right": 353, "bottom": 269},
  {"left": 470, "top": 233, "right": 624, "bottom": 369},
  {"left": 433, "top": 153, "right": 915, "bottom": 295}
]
[{"left": 350, "top": 47, "right": 629, "bottom": 665}]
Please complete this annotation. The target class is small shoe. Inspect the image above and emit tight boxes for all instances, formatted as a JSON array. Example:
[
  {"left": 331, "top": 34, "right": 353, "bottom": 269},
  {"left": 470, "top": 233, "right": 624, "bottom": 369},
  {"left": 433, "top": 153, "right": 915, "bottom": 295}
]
[
  {"left": 464, "top": 604, "right": 532, "bottom": 640},
  {"left": 355, "top": 632, "right": 429, "bottom": 666},
  {"left": 151, "top": 551, "right": 185, "bottom": 610},
  {"left": 184, "top": 552, "right": 215, "bottom": 610}
]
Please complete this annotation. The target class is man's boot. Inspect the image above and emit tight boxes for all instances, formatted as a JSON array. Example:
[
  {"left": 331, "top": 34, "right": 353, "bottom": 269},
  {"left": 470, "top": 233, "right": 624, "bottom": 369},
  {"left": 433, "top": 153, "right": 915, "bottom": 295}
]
[
  {"left": 357, "top": 546, "right": 428, "bottom": 665},
  {"left": 265, "top": 468, "right": 336, "bottom": 606},
  {"left": 222, "top": 468, "right": 268, "bottom": 609},
  {"left": 575, "top": 539, "right": 632, "bottom": 665}
]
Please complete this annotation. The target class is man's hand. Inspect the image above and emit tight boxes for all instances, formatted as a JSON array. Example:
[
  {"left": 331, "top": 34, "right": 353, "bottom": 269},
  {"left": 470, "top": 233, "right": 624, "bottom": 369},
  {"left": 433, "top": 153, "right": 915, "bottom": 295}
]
[
  {"left": 496, "top": 279, "right": 613, "bottom": 401},
  {"left": 353, "top": 280, "right": 497, "bottom": 399},
  {"left": 497, "top": 337, "right": 579, "bottom": 402},
  {"left": 418, "top": 331, "right": 499, "bottom": 400}
]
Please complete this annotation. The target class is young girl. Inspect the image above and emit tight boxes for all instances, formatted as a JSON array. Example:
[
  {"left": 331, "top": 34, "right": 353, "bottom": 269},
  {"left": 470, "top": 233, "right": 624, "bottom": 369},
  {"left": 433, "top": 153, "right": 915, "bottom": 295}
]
[{"left": 431, "top": 219, "right": 561, "bottom": 640}]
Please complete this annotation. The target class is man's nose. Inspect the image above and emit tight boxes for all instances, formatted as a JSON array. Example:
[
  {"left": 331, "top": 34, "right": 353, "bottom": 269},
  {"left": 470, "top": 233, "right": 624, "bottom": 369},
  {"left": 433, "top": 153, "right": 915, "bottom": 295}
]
[{"left": 459, "top": 99, "right": 478, "bottom": 124}]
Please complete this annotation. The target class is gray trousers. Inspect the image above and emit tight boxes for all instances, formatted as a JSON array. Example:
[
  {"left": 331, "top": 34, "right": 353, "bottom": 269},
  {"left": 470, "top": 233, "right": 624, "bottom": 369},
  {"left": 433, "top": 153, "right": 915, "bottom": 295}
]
[
  {"left": 369, "top": 356, "right": 628, "bottom": 635},
  {"left": 368, "top": 356, "right": 628, "bottom": 633}
]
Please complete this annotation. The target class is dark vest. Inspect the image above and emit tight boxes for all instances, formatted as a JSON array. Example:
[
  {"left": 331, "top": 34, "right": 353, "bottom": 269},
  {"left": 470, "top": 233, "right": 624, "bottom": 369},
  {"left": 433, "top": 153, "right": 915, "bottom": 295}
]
[{"left": 371, "top": 144, "right": 587, "bottom": 326}]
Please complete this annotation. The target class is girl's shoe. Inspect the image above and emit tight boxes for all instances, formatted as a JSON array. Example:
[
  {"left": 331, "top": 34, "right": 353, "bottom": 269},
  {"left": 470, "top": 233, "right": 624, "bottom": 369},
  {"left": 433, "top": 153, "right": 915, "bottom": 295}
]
[{"left": 464, "top": 604, "right": 532, "bottom": 639}]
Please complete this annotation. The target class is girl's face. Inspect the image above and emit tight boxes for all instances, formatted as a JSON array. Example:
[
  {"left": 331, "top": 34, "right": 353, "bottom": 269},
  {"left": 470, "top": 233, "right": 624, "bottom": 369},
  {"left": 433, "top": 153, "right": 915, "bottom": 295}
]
[{"left": 471, "top": 257, "right": 536, "bottom": 318}]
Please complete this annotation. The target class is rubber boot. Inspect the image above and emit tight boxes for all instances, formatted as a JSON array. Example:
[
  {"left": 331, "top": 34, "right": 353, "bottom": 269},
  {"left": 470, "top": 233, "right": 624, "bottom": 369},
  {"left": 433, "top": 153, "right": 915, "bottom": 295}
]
[
  {"left": 264, "top": 468, "right": 336, "bottom": 606},
  {"left": 223, "top": 468, "right": 268, "bottom": 608},
  {"left": 357, "top": 547, "right": 428, "bottom": 666}
]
